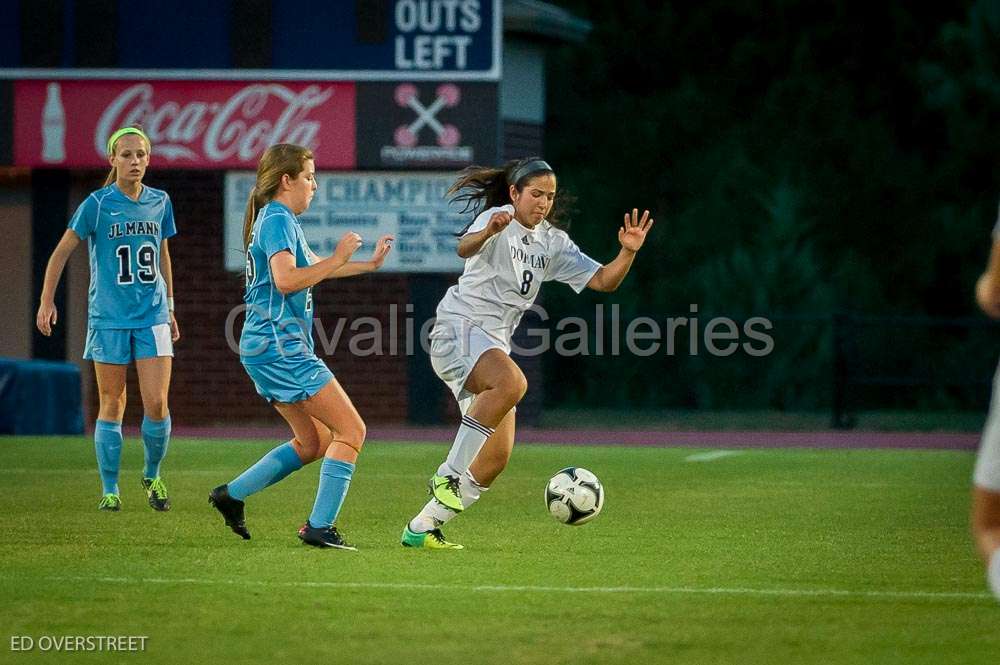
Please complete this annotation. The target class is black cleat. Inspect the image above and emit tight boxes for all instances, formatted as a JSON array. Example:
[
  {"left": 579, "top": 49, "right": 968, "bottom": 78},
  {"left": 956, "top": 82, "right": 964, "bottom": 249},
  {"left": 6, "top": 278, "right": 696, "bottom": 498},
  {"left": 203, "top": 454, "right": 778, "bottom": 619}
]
[
  {"left": 141, "top": 477, "right": 171, "bottom": 511},
  {"left": 209, "top": 485, "right": 251, "bottom": 540},
  {"left": 297, "top": 522, "right": 357, "bottom": 550}
]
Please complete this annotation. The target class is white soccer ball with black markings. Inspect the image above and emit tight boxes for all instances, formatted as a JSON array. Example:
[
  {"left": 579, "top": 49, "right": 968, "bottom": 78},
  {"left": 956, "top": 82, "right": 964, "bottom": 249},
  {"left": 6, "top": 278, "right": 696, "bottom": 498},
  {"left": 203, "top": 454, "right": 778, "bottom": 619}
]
[{"left": 545, "top": 467, "right": 604, "bottom": 525}]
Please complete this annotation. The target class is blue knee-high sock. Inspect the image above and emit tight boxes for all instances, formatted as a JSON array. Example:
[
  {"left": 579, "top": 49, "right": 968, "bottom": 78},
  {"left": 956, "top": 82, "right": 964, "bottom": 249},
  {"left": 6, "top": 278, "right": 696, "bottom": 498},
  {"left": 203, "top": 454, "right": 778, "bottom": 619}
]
[
  {"left": 94, "top": 420, "right": 123, "bottom": 495},
  {"left": 228, "top": 441, "right": 305, "bottom": 501},
  {"left": 308, "top": 458, "right": 355, "bottom": 529},
  {"left": 141, "top": 414, "right": 171, "bottom": 479}
]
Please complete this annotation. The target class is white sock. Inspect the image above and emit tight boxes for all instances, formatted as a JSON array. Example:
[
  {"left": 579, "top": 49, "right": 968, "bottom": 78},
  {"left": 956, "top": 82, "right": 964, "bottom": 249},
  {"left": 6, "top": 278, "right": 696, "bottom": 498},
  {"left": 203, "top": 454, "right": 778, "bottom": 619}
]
[
  {"left": 408, "top": 471, "right": 489, "bottom": 533},
  {"left": 989, "top": 550, "right": 1000, "bottom": 600},
  {"left": 439, "top": 415, "right": 494, "bottom": 477},
  {"left": 408, "top": 500, "right": 454, "bottom": 533},
  {"left": 459, "top": 470, "right": 486, "bottom": 509}
]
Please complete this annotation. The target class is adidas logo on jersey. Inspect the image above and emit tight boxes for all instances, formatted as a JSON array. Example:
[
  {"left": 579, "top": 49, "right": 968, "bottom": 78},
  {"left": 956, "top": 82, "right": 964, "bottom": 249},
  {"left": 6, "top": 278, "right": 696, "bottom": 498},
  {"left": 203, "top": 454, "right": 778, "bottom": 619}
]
[{"left": 521, "top": 235, "right": 531, "bottom": 245}]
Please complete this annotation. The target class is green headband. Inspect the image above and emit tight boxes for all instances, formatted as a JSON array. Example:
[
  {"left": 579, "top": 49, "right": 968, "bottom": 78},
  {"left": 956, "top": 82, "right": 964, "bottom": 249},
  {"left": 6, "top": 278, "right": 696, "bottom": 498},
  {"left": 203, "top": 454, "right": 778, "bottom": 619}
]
[{"left": 106, "top": 127, "right": 151, "bottom": 156}]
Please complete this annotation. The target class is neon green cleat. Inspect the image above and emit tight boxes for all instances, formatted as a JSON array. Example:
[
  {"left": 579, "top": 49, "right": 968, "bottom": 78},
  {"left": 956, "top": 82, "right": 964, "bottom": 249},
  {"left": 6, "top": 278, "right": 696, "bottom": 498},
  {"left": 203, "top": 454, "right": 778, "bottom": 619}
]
[
  {"left": 401, "top": 525, "right": 463, "bottom": 549},
  {"left": 98, "top": 494, "right": 121, "bottom": 511},
  {"left": 428, "top": 473, "right": 463, "bottom": 512}
]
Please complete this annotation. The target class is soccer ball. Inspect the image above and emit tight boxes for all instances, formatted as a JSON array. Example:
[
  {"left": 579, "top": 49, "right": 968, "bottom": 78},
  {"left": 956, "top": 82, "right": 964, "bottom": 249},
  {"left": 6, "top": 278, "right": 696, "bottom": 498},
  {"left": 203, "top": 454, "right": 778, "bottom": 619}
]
[{"left": 545, "top": 467, "right": 604, "bottom": 525}]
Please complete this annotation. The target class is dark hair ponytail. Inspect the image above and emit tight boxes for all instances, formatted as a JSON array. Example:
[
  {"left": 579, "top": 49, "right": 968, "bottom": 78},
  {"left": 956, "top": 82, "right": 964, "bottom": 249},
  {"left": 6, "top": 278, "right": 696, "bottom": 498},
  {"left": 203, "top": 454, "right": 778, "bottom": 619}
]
[{"left": 447, "top": 156, "right": 572, "bottom": 234}]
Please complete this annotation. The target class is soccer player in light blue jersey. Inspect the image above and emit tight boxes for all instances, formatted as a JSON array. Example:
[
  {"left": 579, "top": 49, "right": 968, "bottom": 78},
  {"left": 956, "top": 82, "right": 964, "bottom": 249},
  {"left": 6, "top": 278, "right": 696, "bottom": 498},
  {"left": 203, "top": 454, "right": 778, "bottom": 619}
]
[
  {"left": 36, "top": 126, "right": 179, "bottom": 513},
  {"left": 209, "top": 144, "right": 393, "bottom": 550}
]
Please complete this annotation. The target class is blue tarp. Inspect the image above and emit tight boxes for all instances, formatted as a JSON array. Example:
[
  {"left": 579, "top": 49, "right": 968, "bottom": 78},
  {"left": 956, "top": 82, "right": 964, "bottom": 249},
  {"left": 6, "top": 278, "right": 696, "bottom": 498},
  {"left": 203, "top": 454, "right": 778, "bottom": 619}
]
[{"left": 0, "top": 358, "right": 83, "bottom": 435}]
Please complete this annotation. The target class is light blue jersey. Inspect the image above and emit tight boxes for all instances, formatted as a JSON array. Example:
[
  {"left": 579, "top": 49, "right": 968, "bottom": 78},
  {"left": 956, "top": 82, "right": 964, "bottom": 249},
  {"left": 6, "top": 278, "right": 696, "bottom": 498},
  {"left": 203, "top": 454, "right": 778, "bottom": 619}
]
[
  {"left": 240, "top": 201, "right": 315, "bottom": 365},
  {"left": 68, "top": 184, "right": 177, "bottom": 330}
]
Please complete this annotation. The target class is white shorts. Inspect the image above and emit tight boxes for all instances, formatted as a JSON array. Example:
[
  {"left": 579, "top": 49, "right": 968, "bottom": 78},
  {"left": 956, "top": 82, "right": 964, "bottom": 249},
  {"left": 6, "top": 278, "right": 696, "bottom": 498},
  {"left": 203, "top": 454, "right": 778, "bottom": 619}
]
[
  {"left": 975, "top": 361, "right": 1000, "bottom": 492},
  {"left": 429, "top": 319, "right": 507, "bottom": 415}
]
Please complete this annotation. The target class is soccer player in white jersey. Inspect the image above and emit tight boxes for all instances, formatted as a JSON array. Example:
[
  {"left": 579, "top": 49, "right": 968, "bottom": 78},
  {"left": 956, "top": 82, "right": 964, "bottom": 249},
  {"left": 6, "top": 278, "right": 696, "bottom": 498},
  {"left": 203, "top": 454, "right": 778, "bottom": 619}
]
[
  {"left": 401, "top": 157, "right": 654, "bottom": 549},
  {"left": 36, "top": 126, "right": 179, "bottom": 512},
  {"left": 208, "top": 144, "right": 393, "bottom": 549},
  {"left": 972, "top": 200, "right": 1000, "bottom": 600}
]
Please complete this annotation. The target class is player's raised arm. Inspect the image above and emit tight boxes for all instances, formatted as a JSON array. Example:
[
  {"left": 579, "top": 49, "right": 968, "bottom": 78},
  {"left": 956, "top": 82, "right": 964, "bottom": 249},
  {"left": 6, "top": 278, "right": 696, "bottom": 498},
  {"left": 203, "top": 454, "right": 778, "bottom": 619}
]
[
  {"left": 270, "top": 232, "right": 362, "bottom": 294},
  {"left": 328, "top": 234, "right": 396, "bottom": 278},
  {"left": 36, "top": 229, "right": 82, "bottom": 336},
  {"left": 586, "top": 208, "right": 654, "bottom": 292},
  {"left": 457, "top": 210, "right": 512, "bottom": 258}
]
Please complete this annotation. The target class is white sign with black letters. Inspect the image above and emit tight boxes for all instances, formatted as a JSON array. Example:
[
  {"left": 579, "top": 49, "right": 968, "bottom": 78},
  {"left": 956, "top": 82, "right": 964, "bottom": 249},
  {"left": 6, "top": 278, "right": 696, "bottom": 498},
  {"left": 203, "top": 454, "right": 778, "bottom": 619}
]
[{"left": 224, "top": 172, "right": 466, "bottom": 273}]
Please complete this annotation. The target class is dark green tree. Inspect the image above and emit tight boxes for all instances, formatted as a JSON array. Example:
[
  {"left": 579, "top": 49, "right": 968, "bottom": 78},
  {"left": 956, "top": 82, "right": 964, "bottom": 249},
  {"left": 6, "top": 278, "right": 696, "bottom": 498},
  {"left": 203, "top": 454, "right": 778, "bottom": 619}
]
[{"left": 541, "top": 0, "right": 998, "bottom": 411}]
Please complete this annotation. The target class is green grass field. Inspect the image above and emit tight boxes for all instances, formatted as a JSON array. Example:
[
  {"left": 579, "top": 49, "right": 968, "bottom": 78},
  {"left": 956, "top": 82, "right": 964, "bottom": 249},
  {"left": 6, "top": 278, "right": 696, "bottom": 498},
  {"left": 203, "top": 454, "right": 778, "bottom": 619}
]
[{"left": 0, "top": 436, "right": 996, "bottom": 664}]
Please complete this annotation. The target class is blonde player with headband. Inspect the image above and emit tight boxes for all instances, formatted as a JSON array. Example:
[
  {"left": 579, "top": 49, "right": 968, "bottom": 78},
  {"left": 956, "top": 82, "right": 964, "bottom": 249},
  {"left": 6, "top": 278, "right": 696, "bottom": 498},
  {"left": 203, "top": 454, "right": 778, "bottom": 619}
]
[
  {"left": 401, "top": 156, "right": 654, "bottom": 549},
  {"left": 36, "top": 126, "right": 179, "bottom": 513}
]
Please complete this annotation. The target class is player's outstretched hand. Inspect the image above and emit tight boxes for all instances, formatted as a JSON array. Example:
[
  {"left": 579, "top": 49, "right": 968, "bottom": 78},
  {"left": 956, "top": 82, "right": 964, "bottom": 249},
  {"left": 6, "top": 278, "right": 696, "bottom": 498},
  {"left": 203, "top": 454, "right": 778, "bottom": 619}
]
[
  {"left": 977, "top": 274, "right": 1000, "bottom": 319},
  {"left": 486, "top": 210, "right": 513, "bottom": 236},
  {"left": 334, "top": 232, "right": 363, "bottom": 264},
  {"left": 36, "top": 301, "right": 57, "bottom": 336},
  {"left": 371, "top": 235, "right": 395, "bottom": 270},
  {"left": 618, "top": 208, "right": 654, "bottom": 252},
  {"left": 169, "top": 312, "right": 181, "bottom": 342}
]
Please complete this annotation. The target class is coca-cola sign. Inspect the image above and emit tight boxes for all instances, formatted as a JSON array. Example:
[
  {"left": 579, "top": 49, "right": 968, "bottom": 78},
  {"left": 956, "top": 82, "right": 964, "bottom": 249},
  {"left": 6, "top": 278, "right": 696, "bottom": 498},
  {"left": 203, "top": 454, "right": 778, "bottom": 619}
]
[{"left": 14, "top": 80, "right": 356, "bottom": 168}]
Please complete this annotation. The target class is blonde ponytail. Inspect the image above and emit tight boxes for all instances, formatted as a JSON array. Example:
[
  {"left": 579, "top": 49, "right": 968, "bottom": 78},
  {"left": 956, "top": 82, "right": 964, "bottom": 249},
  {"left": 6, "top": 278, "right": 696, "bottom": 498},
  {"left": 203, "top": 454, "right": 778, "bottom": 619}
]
[
  {"left": 242, "top": 186, "right": 263, "bottom": 250},
  {"left": 243, "top": 144, "right": 314, "bottom": 250}
]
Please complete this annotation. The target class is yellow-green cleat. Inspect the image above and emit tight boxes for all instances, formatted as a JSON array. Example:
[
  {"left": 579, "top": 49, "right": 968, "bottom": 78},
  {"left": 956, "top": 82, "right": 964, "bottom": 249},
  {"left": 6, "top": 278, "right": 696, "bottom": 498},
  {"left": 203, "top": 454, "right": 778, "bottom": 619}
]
[
  {"left": 428, "top": 473, "right": 463, "bottom": 512},
  {"left": 98, "top": 494, "right": 121, "bottom": 511},
  {"left": 401, "top": 525, "right": 463, "bottom": 549}
]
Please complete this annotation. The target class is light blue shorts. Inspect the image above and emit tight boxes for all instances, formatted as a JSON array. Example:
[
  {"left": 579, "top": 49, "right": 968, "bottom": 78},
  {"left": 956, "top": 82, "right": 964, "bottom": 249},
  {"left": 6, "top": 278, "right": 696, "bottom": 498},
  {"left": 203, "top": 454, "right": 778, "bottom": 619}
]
[
  {"left": 242, "top": 354, "right": 334, "bottom": 404},
  {"left": 84, "top": 324, "right": 173, "bottom": 365}
]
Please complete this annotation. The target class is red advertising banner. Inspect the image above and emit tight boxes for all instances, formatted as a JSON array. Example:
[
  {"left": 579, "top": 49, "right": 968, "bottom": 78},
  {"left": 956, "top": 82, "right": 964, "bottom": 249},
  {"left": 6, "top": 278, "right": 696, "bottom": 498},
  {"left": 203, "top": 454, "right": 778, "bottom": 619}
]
[{"left": 14, "top": 80, "right": 356, "bottom": 169}]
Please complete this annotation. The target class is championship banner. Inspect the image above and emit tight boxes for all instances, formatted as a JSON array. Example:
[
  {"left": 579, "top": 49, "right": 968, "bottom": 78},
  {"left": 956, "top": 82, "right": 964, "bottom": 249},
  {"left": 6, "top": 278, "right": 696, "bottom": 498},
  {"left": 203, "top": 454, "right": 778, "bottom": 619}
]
[
  {"left": 223, "top": 171, "right": 466, "bottom": 273},
  {"left": 13, "top": 80, "right": 356, "bottom": 169}
]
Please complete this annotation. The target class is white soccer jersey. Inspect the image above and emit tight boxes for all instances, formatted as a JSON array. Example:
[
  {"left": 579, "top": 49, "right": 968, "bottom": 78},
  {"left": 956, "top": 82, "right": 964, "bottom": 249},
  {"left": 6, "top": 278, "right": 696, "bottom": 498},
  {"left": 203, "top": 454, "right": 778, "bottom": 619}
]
[{"left": 436, "top": 204, "right": 602, "bottom": 348}]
